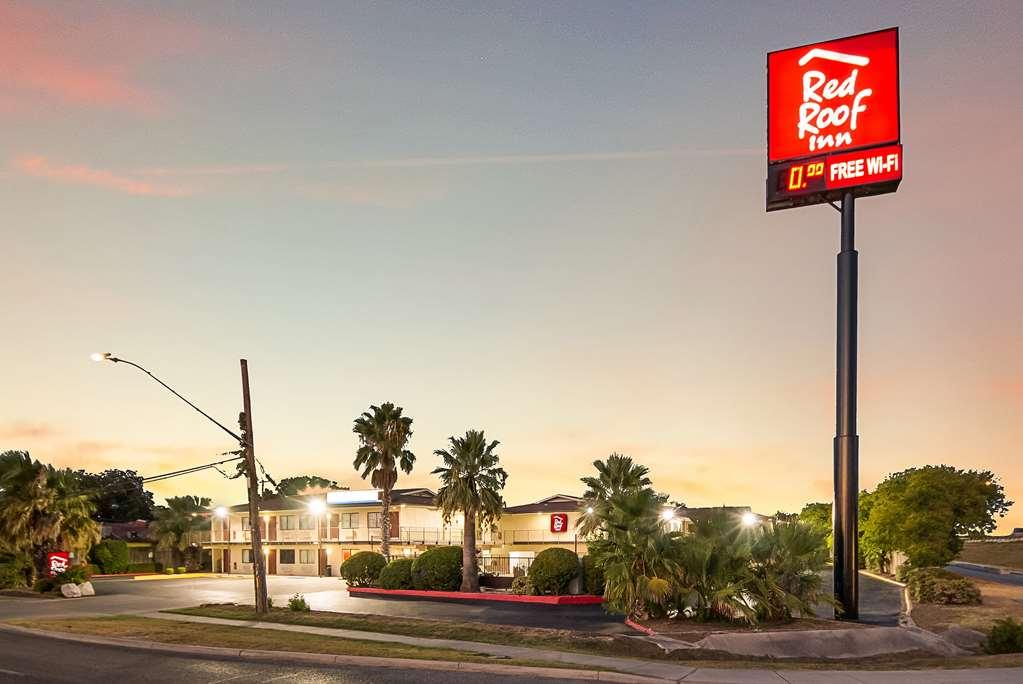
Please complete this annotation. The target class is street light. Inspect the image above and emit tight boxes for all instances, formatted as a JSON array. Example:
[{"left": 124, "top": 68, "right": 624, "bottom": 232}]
[{"left": 91, "top": 351, "right": 269, "bottom": 614}]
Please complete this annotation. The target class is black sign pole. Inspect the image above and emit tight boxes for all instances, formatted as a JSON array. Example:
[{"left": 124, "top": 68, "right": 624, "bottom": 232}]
[{"left": 834, "top": 191, "right": 859, "bottom": 619}]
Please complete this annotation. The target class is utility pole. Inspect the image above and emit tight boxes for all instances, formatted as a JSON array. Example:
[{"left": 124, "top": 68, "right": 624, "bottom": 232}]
[
  {"left": 241, "top": 359, "right": 270, "bottom": 614},
  {"left": 833, "top": 192, "right": 859, "bottom": 620}
]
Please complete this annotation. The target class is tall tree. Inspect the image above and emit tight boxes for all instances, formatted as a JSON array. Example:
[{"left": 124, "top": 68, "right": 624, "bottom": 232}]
[
  {"left": 276, "top": 475, "right": 341, "bottom": 496},
  {"left": 150, "top": 495, "right": 212, "bottom": 570},
  {"left": 352, "top": 402, "right": 415, "bottom": 559},
  {"left": 0, "top": 451, "right": 100, "bottom": 581},
  {"left": 860, "top": 465, "right": 1012, "bottom": 568},
  {"left": 578, "top": 453, "right": 654, "bottom": 536},
  {"left": 433, "top": 430, "right": 508, "bottom": 592},
  {"left": 75, "top": 469, "right": 155, "bottom": 522}
]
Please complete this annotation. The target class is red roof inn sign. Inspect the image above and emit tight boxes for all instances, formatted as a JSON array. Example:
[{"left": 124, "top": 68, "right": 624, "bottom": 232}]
[{"left": 766, "top": 28, "right": 902, "bottom": 210}]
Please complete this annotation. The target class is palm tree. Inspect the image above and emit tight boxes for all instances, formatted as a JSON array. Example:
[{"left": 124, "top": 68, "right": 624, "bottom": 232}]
[
  {"left": 151, "top": 495, "right": 211, "bottom": 570},
  {"left": 0, "top": 451, "right": 100, "bottom": 581},
  {"left": 433, "top": 430, "right": 508, "bottom": 592},
  {"left": 578, "top": 453, "right": 654, "bottom": 536},
  {"left": 352, "top": 402, "right": 415, "bottom": 559}
]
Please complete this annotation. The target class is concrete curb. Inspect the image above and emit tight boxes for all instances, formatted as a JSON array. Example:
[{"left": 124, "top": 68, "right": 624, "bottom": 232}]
[{"left": 0, "top": 623, "right": 665, "bottom": 683}]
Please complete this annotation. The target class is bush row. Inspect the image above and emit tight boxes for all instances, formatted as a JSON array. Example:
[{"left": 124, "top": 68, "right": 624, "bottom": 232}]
[{"left": 905, "top": 567, "right": 982, "bottom": 605}]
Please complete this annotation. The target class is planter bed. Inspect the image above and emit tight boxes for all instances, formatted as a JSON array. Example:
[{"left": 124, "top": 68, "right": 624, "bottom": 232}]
[{"left": 347, "top": 587, "right": 604, "bottom": 605}]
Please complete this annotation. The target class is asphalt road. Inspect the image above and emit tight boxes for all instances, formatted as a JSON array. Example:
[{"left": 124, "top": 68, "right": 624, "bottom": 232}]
[
  {"left": 0, "top": 630, "right": 581, "bottom": 683},
  {"left": 0, "top": 575, "right": 627, "bottom": 633},
  {"left": 948, "top": 562, "right": 1023, "bottom": 587}
]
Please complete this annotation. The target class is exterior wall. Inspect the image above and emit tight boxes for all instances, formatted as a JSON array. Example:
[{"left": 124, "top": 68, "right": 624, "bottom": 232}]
[{"left": 207, "top": 501, "right": 588, "bottom": 578}]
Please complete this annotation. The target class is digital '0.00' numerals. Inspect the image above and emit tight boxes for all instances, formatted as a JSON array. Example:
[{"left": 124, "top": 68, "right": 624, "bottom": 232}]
[{"left": 786, "top": 161, "right": 825, "bottom": 190}]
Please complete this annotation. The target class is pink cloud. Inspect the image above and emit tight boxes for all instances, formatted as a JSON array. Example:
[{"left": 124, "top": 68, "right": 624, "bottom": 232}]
[{"left": 14, "top": 155, "right": 191, "bottom": 197}]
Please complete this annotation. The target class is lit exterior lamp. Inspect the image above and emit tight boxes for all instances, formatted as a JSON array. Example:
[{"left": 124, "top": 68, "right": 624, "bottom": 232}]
[
  {"left": 741, "top": 512, "right": 758, "bottom": 527},
  {"left": 214, "top": 506, "right": 229, "bottom": 518},
  {"left": 661, "top": 509, "right": 676, "bottom": 522}
]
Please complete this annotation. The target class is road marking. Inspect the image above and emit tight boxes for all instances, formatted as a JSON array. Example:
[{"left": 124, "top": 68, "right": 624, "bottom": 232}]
[
  {"left": 0, "top": 667, "right": 25, "bottom": 677},
  {"left": 262, "top": 673, "right": 300, "bottom": 682}
]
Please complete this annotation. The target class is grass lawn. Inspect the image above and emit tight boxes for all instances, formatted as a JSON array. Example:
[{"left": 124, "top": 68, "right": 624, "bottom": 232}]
[
  {"left": 958, "top": 541, "right": 1023, "bottom": 570},
  {"left": 166, "top": 603, "right": 1023, "bottom": 670},
  {"left": 913, "top": 578, "right": 1023, "bottom": 634},
  {"left": 169, "top": 603, "right": 642, "bottom": 659},
  {"left": 5, "top": 615, "right": 595, "bottom": 671}
]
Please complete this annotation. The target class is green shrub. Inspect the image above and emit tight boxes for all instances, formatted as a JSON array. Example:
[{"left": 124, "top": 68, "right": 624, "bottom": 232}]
[
  {"left": 378, "top": 558, "right": 414, "bottom": 590},
  {"left": 86, "top": 564, "right": 102, "bottom": 577},
  {"left": 907, "top": 567, "right": 981, "bottom": 605},
  {"left": 340, "top": 551, "right": 387, "bottom": 588},
  {"left": 0, "top": 555, "right": 31, "bottom": 590},
  {"left": 411, "top": 546, "right": 462, "bottom": 591},
  {"left": 528, "top": 548, "right": 580, "bottom": 596},
  {"left": 511, "top": 576, "right": 535, "bottom": 595},
  {"left": 175, "top": 566, "right": 187, "bottom": 574},
  {"left": 985, "top": 618, "right": 1023, "bottom": 654},
  {"left": 582, "top": 554, "right": 605, "bottom": 596},
  {"left": 288, "top": 593, "right": 310, "bottom": 612},
  {"left": 895, "top": 563, "right": 912, "bottom": 583},
  {"left": 34, "top": 576, "right": 59, "bottom": 593},
  {"left": 128, "top": 563, "right": 158, "bottom": 573},
  {"left": 164, "top": 567, "right": 176, "bottom": 575},
  {"left": 90, "top": 540, "right": 130, "bottom": 574}
]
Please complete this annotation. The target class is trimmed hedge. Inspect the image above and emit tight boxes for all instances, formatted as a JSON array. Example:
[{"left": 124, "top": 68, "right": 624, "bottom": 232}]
[
  {"left": 91, "top": 540, "right": 130, "bottom": 574},
  {"left": 340, "top": 551, "right": 387, "bottom": 588},
  {"left": 906, "top": 567, "right": 981, "bottom": 605},
  {"left": 378, "top": 558, "right": 414, "bottom": 590},
  {"left": 528, "top": 548, "right": 580, "bottom": 596},
  {"left": 128, "top": 563, "right": 158, "bottom": 574},
  {"left": 175, "top": 566, "right": 187, "bottom": 574},
  {"left": 411, "top": 546, "right": 462, "bottom": 591},
  {"left": 582, "top": 554, "right": 604, "bottom": 596}
]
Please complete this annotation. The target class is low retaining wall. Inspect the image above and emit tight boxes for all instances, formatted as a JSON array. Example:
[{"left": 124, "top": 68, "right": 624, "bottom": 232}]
[{"left": 347, "top": 587, "right": 604, "bottom": 605}]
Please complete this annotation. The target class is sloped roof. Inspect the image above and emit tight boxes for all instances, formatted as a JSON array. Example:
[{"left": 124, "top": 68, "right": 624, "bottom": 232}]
[{"left": 503, "top": 494, "right": 586, "bottom": 514}]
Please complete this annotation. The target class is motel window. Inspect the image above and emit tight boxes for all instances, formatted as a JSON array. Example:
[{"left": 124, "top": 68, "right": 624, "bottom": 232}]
[
  {"left": 299, "top": 549, "right": 315, "bottom": 564},
  {"left": 341, "top": 513, "right": 359, "bottom": 529},
  {"left": 367, "top": 513, "right": 381, "bottom": 529},
  {"left": 242, "top": 517, "right": 250, "bottom": 531},
  {"left": 279, "top": 549, "right": 296, "bottom": 565},
  {"left": 242, "top": 549, "right": 252, "bottom": 564},
  {"left": 279, "top": 516, "right": 296, "bottom": 530},
  {"left": 299, "top": 515, "right": 315, "bottom": 530}
]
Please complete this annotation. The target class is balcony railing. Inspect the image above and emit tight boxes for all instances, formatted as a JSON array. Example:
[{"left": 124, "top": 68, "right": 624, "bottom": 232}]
[
  {"left": 502, "top": 529, "right": 584, "bottom": 544},
  {"left": 480, "top": 556, "right": 534, "bottom": 577}
]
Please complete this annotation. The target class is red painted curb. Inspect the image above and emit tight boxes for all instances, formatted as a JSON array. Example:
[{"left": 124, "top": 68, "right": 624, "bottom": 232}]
[
  {"left": 624, "top": 618, "right": 656, "bottom": 636},
  {"left": 347, "top": 587, "right": 604, "bottom": 605}
]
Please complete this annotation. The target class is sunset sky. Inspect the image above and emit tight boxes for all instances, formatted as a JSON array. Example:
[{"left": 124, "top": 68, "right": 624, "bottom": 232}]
[{"left": 2, "top": 1, "right": 1021, "bottom": 530}]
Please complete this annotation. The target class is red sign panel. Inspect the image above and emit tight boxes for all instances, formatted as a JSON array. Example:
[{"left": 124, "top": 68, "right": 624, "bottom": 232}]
[
  {"left": 550, "top": 513, "right": 569, "bottom": 534},
  {"left": 768, "top": 28, "right": 899, "bottom": 163},
  {"left": 766, "top": 28, "right": 902, "bottom": 211},
  {"left": 47, "top": 551, "right": 70, "bottom": 577}
]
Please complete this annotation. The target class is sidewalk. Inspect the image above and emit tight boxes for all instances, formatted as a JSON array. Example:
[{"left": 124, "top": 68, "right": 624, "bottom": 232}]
[{"left": 144, "top": 611, "right": 1019, "bottom": 682}]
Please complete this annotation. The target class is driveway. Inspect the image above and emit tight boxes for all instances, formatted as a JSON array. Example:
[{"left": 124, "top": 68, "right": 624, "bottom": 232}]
[
  {"left": 948, "top": 562, "right": 1023, "bottom": 587},
  {"left": 0, "top": 575, "right": 628, "bottom": 633},
  {"left": 814, "top": 570, "right": 904, "bottom": 625}
]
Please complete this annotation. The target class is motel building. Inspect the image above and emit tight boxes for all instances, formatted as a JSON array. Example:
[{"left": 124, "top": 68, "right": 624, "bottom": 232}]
[
  {"left": 207, "top": 489, "right": 763, "bottom": 579},
  {"left": 207, "top": 490, "right": 600, "bottom": 578}
]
